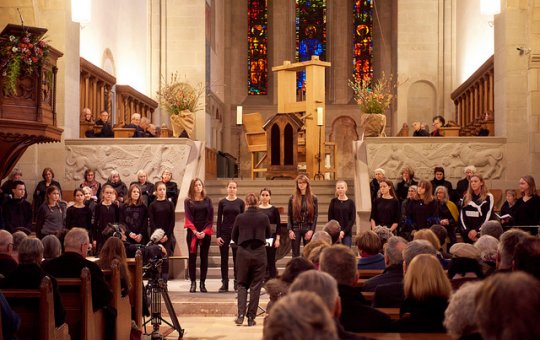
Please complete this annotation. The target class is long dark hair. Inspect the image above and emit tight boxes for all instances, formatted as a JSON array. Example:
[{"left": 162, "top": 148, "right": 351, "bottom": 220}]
[
  {"left": 292, "top": 174, "right": 315, "bottom": 223},
  {"left": 187, "top": 178, "right": 206, "bottom": 200}
]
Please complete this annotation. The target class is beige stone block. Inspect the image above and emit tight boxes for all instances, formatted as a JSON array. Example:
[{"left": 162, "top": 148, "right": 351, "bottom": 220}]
[{"left": 533, "top": 133, "right": 540, "bottom": 152}]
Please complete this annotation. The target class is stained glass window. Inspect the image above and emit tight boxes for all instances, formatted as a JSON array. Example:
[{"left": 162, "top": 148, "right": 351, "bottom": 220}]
[
  {"left": 248, "top": 0, "right": 268, "bottom": 95},
  {"left": 353, "top": 0, "right": 373, "bottom": 82},
  {"left": 296, "top": 0, "right": 326, "bottom": 90}
]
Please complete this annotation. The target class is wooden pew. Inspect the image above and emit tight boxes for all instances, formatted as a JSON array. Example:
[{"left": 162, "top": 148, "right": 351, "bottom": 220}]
[
  {"left": 113, "top": 127, "right": 136, "bottom": 138},
  {"left": 361, "top": 291, "right": 375, "bottom": 302},
  {"left": 376, "top": 307, "right": 401, "bottom": 320},
  {"left": 358, "top": 269, "right": 384, "bottom": 279},
  {"left": 127, "top": 251, "right": 144, "bottom": 329},
  {"left": 102, "top": 260, "right": 132, "bottom": 340},
  {"left": 56, "top": 267, "right": 105, "bottom": 340},
  {"left": 3, "top": 276, "right": 70, "bottom": 340},
  {"left": 358, "top": 333, "right": 452, "bottom": 339}
]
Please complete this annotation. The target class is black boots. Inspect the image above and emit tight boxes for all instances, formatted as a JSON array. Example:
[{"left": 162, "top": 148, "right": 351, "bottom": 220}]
[
  {"left": 234, "top": 315, "right": 244, "bottom": 325},
  {"left": 190, "top": 281, "right": 196, "bottom": 293},
  {"left": 247, "top": 317, "right": 256, "bottom": 326},
  {"left": 200, "top": 281, "right": 208, "bottom": 293},
  {"left": 218, "top": 280, "right": 229, "bottom": 293}
]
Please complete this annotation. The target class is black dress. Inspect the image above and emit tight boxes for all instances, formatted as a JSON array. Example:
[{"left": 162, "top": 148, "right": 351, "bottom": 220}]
[
  {"left": 148, "top": 199, "right": 175, "bottom": 254},
  {"left": 512, "top": 195, "right": 540, "bottom": 235},
  {"left": 163, "top": 181, "right": 179, "bottom": 206},
  {"left": 407, "top": 199, "right": 438, "bottom": 231},
  {"left": 370, "top": 197, "right": 400, "bottom": 228},
  {"left": 327, "top": 197, "right": 356, "bottom": 246}
]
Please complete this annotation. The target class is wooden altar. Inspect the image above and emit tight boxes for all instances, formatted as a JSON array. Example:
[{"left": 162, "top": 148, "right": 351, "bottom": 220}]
[{"left": 263, "top": 113, "right": 303, "bottom": 179}]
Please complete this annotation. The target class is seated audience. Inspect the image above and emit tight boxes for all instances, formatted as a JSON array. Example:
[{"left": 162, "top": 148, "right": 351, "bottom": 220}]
[
  {"left": 0, "top": 291, "right": 20, "bottom": 339},
  {"left": 372, "top": 226, "right": 393, "bottom": 249},
  {"left": 411, "top": 121, "right": 429, "bottom": 136},
  {"left": 305, "top": 243, "right": 329, "bottom": 269},
  {"left": 443, "top": 281, "right": 483, "bottom": 339},
  {"left": 82, "top": 107, "right": 95, "bottom": 137},
  {"left": 362, "top": 236, "right": 408, "bottom": 292},
  {"left": 496, "top": 228, "right": 529, "bottom": 272},
  {"left": 146, "top": 123, "right": 159, "bottom": 137},
  {"left": 264, "top": 257, "right": 315, "bottom": 313},
  {"left": 393, "top": 254, "right": 452, "bottom": 333},
  {"left": 447, "top": 243, "right": 484, "bottom": 290},
  {"left": 42, "top": 234, "right": 62, "bottom": 265},
  {"left": 474, "top": 235, "right": 499, "bottom": 276},
  {"left": 2, "top": 180, "right": 32, "bottom": 232},
  {"left": 263, "top": 291, "right": 338, "bottom": 340},
  {"left": 480, "top": 220, "right": 504, "bottom": 240},
  {"left": 94, "top": 110, "right": 114, "bottom": 137},
  {"left": 309, "top": 230, "right": 332, "bottom": 244},
  {"left": 323, "top": 220, "right": 342, "bottom": 244},
  {"left": 356, "top": 230, "right": 385, "bottom": 270},
  {"left": 430, "top": 115, "right": 446, "bottom": 136},
  {"left": 0, "top": 230, "right": 17, "bottom": 278},
  {"left": 413, "top": 229, "right": 449, "bottom": 268},
  {"left": 429, "top": 224, "right": 450, "bottom": 257},
  {"left": 123, "top": 113, "right": 145, "bottom": 137},
  {"left": 373, "top": 240, "right": 436, "bottom": 308},
  {"left": 320, "top": 245, "right": 390, "bottom": 333},
  {"left": 11, "top": 231, "right": 28, "bottom": 264},
  {"left": 0, "top": 237, "right": 65, "bottom": 327},
  {"left": 289, "top": 270, "right": 365, "bottom": 340},
  {"left": 43, "top": 228, "right": 113, "bottom": 312},
  {"left": 98, "top": 237, "right": 131, "bottom": 297},
  {"left": 499, "top": 189, "right": 517, "bottom": 227},
  {"left": 512, "top": 237, "right": 540, "bottom": 280},
  {"left": 475, "top": 272, "right": 540, "bottom": 340}
]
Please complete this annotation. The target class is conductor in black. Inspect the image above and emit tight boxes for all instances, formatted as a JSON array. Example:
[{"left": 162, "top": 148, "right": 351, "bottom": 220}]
[{"left": 232, "top": 193, "right": 271, "bottom": 327}]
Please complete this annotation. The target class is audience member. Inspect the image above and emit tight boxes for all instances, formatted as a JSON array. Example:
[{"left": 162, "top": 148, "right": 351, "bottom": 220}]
[
  {"left": 0, "top": 237, "right": 65, "bottom": 327},
  {"left": 496, "top": 228, "right": 529, "bottom": 272},
  {"left": 499, "top": 189, "right": 517, "bottom": 227},
  {"left": 123, "top": 113, "right": 145, "bottom": 137},
  {"left": 396, "top": 165, "right": 418, "bottom": 201},
  {"left": 320, "top": 245, "right": 390, "bottom": 333},
  {"left": 480, "top": 220, "right": 504, "bottom": 240},
  {"left": 323, "top": 220, "right": 342, "bottom": 244},
  {"left": 289, "top": 270, "right": 366, "bottom": 340},
  {"left": 429, "top": 224, "right": 449, "bottom": 256},
  {"left": 448, "top": 243, "right": 484, "bottom": 290},
  {"left": 430, "top": 115, "right": 445, "bottom": 136},
  {"left": 42, "top": 234, "right": 62, "bottom": 265},
  {"left": 263, "top": 291, "right": 338, "bottom": 340},
  {"left": 11, "top": 231, "right": 27, "bottom": 264},
  {"left": 305, "top": 243, "right": 329, "bottom": 268},
  {"left": 309, "top": 230, "right": 332, "bottom": 245},
  {"left": 327, "top": 180, "right": 356, "bottom": 247},
  {"left": 43, "top": 228, "right": 113, "bottom": 312},
  {"left": 411, "top": 121, "right": 428, "bottom": 136},
  {"left": 0, "top": 291, "right": 20, "bottom": 339},
  {"left": 394, "top": 254, "right": 451, "bottom": 333},
  {"left": 475, "top": 272, "right": 540, "bottom": 340},
  {"left": 474, "top": 235, "right": 499, "bottom": 276},
  {"left": 512, "top": 237, "right": 540, "bottom": 280},
  {"left": 413, "top": 229, "right": 448, "bottom": 268},
  {"left": 0, "top": 230, "right": 17, "bottom": 278},
  {"left": 455, "top": 165, "right": 477, "bottom": 201},
  {"left": 98, "top": 236, "right": 132, "bottom": 297},
  {"left": 94, "top": 110, "right": 114, "bottom": 137},
  {"left": 443, "top": 281, "right": 483, "bottom": 339},
  {"left": 356, "top": 230, "right": 385, "bottom": 270},
  {"left": 373, "top": 240, "right": 436, "bottom": 308},
  {"left": 2, "top": 180, "right": 32, "bottom": 232},
  {"left": 362, "top": 236, "right": 408, "bottom": 292},
  {"left": 372, "top": 226, "right": 393, "bottom": 249}
]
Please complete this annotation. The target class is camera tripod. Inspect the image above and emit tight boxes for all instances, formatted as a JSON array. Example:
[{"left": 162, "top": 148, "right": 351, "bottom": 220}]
[{"left": 143, "top": 260, "right": 184, "bottom": 339}]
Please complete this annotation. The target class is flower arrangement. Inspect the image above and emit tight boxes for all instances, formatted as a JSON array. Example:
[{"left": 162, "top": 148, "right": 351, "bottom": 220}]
[
  {"left": 0, "top": 30, "right": 49, "bottom": 95},
  {"left": 348, "top": 73, "right": 394, "bottom": 114},
  {"left": 157, "top": 72, "right": 204, "bottom": 115}
]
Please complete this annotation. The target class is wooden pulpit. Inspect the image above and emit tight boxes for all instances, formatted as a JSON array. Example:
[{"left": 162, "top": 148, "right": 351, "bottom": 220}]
[{"left": 263, "top": 113, "right": 303, "bottom": 179}]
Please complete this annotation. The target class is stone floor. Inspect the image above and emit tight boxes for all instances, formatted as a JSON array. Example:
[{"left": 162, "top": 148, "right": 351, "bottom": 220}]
[{"left": 143, "top": 278, "right": 265, "bottom": 339}]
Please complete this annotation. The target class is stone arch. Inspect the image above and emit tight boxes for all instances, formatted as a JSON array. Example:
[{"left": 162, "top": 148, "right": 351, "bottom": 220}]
[
  {"left": 407, "top": 80, "right": 436, "bottom": 127},
  {"left": 101, "top": 48, "right": 117, "bottom": 77},
  {"left": 329, "top": 116, "right": 359, "bottom": 179}
]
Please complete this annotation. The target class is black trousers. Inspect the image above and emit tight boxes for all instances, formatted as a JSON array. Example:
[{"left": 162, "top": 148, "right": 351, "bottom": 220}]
[
  {"left": 219, "top": 233, "right": 237, "bottom": 282},
  {"left": 291, "top": 229, "right": 310, "bottom": 257},
  {"left": 186, "top": 232, "right": 211, "bottom": 282},
  {"left": 236, "top": 245, "right": 267, "bottom": 319},
  {"left": 266, "top": 245, "right": 277, "bottom": 279}
]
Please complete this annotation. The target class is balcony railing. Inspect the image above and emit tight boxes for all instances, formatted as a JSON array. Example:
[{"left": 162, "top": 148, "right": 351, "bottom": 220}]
[
  {"left": 115, "top": 85, "right": 158, "bottom": 125},
  {"left": 80, "top": 57, "right": 116, "bottom": 121}
]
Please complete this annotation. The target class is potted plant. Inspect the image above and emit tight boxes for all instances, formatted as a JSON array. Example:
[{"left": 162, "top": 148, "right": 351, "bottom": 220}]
[
  {"left": 157, "top": 72, "right": 204, "bottom": 138},
  {"left": 348, "top": 73, "right": 394, "bottom": 137},
  {"left": 0, "top": 28, "right": 49, "bottom": 96}
]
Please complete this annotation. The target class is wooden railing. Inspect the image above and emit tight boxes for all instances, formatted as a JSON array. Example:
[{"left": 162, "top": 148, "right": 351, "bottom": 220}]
[
  {"left": 115, "top": 85, "right": 158, "bottom": 125},
  {"left": 80, "top": 57, "right": 116, "bottom": 121},
  {"left": 451, "top": 55, "right": 494, "bottom": 136}
]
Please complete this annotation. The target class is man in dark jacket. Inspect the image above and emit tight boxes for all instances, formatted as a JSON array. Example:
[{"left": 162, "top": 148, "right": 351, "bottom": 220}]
[
  {"left": 362, "top": 236, "right": 408, "bottom": 292},
  {"left": 320, "top": 245, "right": 391, "bottom": 333}
]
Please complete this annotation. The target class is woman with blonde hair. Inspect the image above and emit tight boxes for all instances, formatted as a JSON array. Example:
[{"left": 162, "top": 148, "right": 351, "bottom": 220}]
[
  {"left": 395, "top": 253, "right": 452, "bottom": 333},
  {"left": 434, "top": 185, "right": 458, "bottom": 248},
  {"left": 459, "top": 174, "right": 494, "bottom": 243},
  {"left": 413, "top": 229, "right": 449, "bottom": 269},
  {"left": 513, "top": 175, "right": 540, "bottom": 234},
  {"left": 287, "top": 174, "right": 318, "bottom": 257},
  {"left": 327, "top": 180, "right": 356, "bottom": 246}
]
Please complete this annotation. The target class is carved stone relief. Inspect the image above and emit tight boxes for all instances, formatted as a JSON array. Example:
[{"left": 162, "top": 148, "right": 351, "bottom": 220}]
[
  {"left": 329, "top": 116, "right": 359, "bottom": 179},
  {"left": 366, "top": 142, "right": 505, "bottom": 181}
]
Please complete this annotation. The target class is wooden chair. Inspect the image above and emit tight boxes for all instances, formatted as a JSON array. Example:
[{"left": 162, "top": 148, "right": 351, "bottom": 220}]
[
  {"left": 56, "top": 267, "right": 105, "bottom": 340},
  {"left": 127, "top": 250, "right": 144, "bottom": 329},
  {"left": 3, "top": 276, "right": 70, "bottom": 340},
  {"left": 242, "top": 112, "right": 267, "bottom": 179},
  {"left": 102, "top": 260, "right": 132, "bottom": 340}
]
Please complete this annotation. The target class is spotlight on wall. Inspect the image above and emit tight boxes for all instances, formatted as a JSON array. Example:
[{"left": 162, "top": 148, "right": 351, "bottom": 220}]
[
  {"left": 480, "top": 0, "right": 500, "bottom": 16},
  {"left": 71, "top": 0, "right": 92, "bottom": 28},
  {"left": 516, "top": 47, "right": 531, "bottom": 55}
]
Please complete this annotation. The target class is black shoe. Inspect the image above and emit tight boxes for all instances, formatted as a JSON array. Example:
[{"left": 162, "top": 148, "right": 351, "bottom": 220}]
[
  {"left": 218, "top": 282, "right": 229, "bottom": 293},
  {"left": 200, "top": 282, "right": 208, "bottom": 293},
  {"left": 247, "top": 318, "right": 256, "bottom": 326},
  {"left": 235, "top": 315, "right": 244, "bottom": 325},
  {"left": 190, "top": 281, "right": 196, "bottom": 293}
]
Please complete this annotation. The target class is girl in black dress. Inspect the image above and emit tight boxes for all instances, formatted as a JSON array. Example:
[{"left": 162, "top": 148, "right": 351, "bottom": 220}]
[
  {"left": 407, "top": 180, "right": 438, "bottom": 237},
  {"left": 94, "top": 184, "right": 120, "bottom": 252},
  {"left": 121, "top": 184, "right": 149, "bottom": 252},
  {"left": 33, "top": 167, "right": 62, "bottom": 219},
  {"left": 161, "top": 169, "right": 179, "bottom": 206},
  {"left": 216, "top": 180, "right": 245, "bottom": 292},
  {"left": 327, "top": 180, "right": 356, "bottom": 246},
  {"left": 184, "top": 178, "right": 213, "bottom": 293},
  {"left": 66, "top": 188, "right": 92, "bottom": 232},
  {"left": 370, "top": 179, "right": 400, "bottom": 232},
  {"left": 513, "top": 175, "right": 540, "bottom": 235},
  {"left": 287, "top": 174, "right": 318, "bottom": 258},
  {"left": 259, "top": 187, "right": 281, "bottom": 279}
]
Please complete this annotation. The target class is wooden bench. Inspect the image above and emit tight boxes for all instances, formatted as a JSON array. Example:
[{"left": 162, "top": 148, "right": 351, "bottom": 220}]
[
  {"left": 358, "top": 333, "right": 452, "bottom": 339},
  {"left": 361, "top": 291, "right": 375, "bottom": 302},
  {"left": 376, "top": 307, "right": 400, "bottom": 320},
  {"left": 102, "top": 260, "right": 132, "bottom": 339},
  {"left": 127, "top": 251, "right": 144, "bottom": 329},
  {"left": 358, "top": 269, "right": 384, "bottom": 279},
  {"left": 3, "top": 276, "right": 70, "bottom": 340},
  {"left": 56, "top": 267, "right": 105, "bottom": 340}
]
